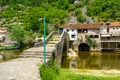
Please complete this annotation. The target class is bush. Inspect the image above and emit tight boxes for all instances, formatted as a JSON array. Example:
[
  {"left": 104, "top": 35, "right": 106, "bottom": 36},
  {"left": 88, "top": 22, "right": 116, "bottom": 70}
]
[
  {"left": 40, "top": 62, "right": 60, "bottom": 80},
  {"left": 76, "top": 2, "right": 85, "bottom": 8},
  {"left": 68, "top": 4, "right": 75, "bottom": 11},
  {"left": 75, "top": 8, "right": 82, "bottom": 16},
  {"left": 77, "top": 14, "right": 86, "bottom": 23}
]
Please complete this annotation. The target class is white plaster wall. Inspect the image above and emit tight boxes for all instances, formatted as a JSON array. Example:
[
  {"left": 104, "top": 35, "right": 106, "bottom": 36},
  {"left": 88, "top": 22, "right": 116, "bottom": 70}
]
[
  {"left": 63, "top": 28, "right": 77, "bottom": 41},
  {"left": 88, "top": 29, "right": 100, "bottom": 34},
  {"left": 109, "top": 27, "right": 120, "bottom": 34},
  {"left": 100, "top": 27, "right": 107, "bottom": 34}
]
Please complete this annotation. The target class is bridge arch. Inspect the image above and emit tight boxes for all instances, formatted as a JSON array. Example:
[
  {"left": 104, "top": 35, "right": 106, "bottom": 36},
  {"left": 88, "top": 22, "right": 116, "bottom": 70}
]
[
  {"left": 62, "top": 38, "right": 68, "bottom": 56},
  {"left": 78, "top": 43, "right": 89, "bottom": 51}
]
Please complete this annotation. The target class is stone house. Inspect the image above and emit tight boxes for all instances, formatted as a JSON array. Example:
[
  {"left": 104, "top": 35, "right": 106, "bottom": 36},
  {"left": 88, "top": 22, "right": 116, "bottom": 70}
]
[
  {"left": 0, "top": 27, "right": 7, "bottom": 45},
  {"left": 100, "top": 22, "right": 120, "bottom": 50},
  {"left": 60, "top": 23, "right": 101, "bottom": 51}
]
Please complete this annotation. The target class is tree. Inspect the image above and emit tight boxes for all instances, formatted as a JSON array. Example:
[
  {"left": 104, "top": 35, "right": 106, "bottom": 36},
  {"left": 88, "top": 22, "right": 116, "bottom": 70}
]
[
  {"left": 10, "top": 25, "right": 26, "bottom": 48},
  {"left": 24, "top": 30, "right": 36, "bottom": 47},
  {"left": 77, "top": 14, "right": 86, "bottom": 23},
  {"left": 86, "top": 36, "right": 97, "bottom": 49}
]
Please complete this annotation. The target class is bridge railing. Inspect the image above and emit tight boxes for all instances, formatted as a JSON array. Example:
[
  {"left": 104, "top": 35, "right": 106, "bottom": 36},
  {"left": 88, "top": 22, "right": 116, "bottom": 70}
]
[
  {"left": 55, "top": 31, "right": 68, "bottom": 54},
  {"left": 34, "top": 31, "right": 54, "bottom": 47}
]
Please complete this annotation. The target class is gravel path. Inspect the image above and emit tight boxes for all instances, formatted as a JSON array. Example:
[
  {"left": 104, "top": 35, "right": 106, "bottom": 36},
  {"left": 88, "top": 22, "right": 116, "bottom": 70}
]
[{"left": 0, "top": 58, "right": 43, "bottom": 80}]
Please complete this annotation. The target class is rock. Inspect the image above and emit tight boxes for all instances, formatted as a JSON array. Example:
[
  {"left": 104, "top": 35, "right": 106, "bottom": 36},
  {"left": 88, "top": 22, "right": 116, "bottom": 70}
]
[
  {"left": 74, "top": 0, "right": 80, "bottom": 5},
  {"left": 0, "top": 55, "right": 3, "bottom": 62},
  {"left": 0, "top": 55, "right": 3, "bottom": 60}
]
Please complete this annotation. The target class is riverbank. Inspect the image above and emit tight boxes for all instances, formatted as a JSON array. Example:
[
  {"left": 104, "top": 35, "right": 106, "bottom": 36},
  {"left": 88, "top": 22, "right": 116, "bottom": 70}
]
[
  {"left": 60, "top": 69, "right": 120, "bottom": 80},
  {"left": 40, "top": 66, "right": 120, "bottom": 80}
]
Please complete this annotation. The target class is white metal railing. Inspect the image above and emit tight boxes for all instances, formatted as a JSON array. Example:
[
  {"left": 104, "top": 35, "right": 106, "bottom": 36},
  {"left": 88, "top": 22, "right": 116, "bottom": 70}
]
[
  {"left": 101, "top": 39, "right": 120, "bottom": 42},
  {"left": 102, "top": 48, "right": 120, "bottom": 50}
]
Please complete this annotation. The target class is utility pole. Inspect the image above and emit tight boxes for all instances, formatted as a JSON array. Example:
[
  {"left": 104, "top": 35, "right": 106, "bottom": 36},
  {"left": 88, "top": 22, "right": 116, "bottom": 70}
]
[{"left": 43, "top": 17, "right": 46, "bottom": 65}]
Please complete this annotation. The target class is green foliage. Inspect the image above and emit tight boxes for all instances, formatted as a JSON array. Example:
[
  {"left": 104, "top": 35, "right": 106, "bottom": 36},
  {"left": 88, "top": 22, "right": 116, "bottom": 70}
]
[
  {"left": 75, "top": 8, "right": 82, "bottom": 16},
  {"left": 10, "top": 25, "right": 36, "bottom": 48},
  {"left": 77, "top": 14, "right": 86, "bottom": 23},
  {"left": 40, "top": 68, "right": 120, "bottom": 80},
  {"left": 75, "top": 2, "right": 85, "bottom": 8},
  {"left": 40, "top": 62, "right": 60, "bottom": 80},
  {"left": 24, "top": 30, "right": 36, "bottom": 47},
  {"left": 75, "top": 8, "right": 86, "bottom": 23},
  {"left": 87, "top": 0, "right": 120, "bottom": 21},
  {"left": 68, "top": 0, "right": 75, "bottom": 4},
  {"left": 68, "top": 4, "right": 75, "bottom": 11},
  {"left": 86, "top": 36, "right": 97, "bottom": 48},
  {"left": 10, "top": 25, "right": 25, "bottom": 46}
]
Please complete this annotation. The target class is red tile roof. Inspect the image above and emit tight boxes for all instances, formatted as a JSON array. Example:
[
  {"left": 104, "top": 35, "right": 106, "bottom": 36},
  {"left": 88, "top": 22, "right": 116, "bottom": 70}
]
[
  {"left": 61, "top": 22, "right": 120, "bottom": 29},
  {"left": 0, "top": 27, "right": 7, "bottom": 30},
  {"left": 61, "top": 23, "right": 100, "bottom": 29},
  {"left": 101, "top": 22, "right": 120, "bottom": 27}
]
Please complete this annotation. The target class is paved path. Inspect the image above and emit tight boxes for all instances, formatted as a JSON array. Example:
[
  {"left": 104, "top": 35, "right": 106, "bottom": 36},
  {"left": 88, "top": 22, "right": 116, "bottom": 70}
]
[{"left": 0, "top": 58, "right": 42, "bottom": 80}]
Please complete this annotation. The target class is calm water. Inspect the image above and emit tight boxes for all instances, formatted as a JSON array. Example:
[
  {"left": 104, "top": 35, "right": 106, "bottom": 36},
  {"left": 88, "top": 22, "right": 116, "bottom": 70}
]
[
  {"left": 0, "top": 50, "right": 22, "bottom": 63},
  {"left": 61, "top": 51, "right": 120, "bottom": 70}
]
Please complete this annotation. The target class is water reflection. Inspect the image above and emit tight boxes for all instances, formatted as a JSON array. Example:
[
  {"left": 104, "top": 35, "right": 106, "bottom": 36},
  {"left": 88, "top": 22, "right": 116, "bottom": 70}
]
[
  {"left": 61, "top": 51, "right": 120, "bottom": 70},
  {"left": 0, "top": 50, "right": 22, "bottom": 63}
]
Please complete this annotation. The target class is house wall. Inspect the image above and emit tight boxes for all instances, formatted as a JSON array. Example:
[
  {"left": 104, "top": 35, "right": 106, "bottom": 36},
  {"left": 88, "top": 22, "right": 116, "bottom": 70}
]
[
  {"left": 100, "top": 27, "right": 108, "bottom": 34},
  {"left": 74, "top": 29, "right": 101, "bottom": 51},
  {"left": 0, "top": 29, "right": 7, "bottom": 37},
  {"left": 109, "top": 27, "right": 120, "bottom": 34},
  {"left": 63, "top": 28, "right": 77, "bottom": 41},
  {"left": 88, "top": 29, "right": 100, "bottom": 34},
  {"left": 0, "top": 28, "right": 7, "bottom": 44}
]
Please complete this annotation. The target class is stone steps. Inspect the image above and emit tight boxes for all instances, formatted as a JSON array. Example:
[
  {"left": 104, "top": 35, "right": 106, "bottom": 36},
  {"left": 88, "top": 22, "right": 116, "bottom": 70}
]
[
  {"left": 49, "top": 38, "right": 60, "bottom": 41},
  {"left": 19, "top": 33, "right": 61, "bottom": 59},
  {"left": 20, "top": 51, "right": 52, "bottom": 56},
  {"left": 46, "top": 44, "right": 55, "bottom": 47},
  {"left": 47, "top": 41, "right": 59, "bottom": 44},
  {"left": 19, "top": 55, "right": 51, "bottom": 58},
  {"left": 19, "top": 50, "right": 53, "bottom": 59}
]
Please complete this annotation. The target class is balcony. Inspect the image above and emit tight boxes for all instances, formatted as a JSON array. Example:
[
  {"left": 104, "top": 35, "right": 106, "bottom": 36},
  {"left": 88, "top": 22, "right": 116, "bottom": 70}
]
[{"left": 101, "top": 39, "right": 120, "bottom": 42}]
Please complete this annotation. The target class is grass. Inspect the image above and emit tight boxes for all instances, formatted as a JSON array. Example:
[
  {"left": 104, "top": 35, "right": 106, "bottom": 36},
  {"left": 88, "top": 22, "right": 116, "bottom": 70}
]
[
  {"left": 0, "top": 46, "right": 14, "bottom": 49},
  {"left": 39, "top": 64, "right": 120, "bottom": 80},
  {"left": 57, "top": 69, "right": 120, "bottom": 80}
]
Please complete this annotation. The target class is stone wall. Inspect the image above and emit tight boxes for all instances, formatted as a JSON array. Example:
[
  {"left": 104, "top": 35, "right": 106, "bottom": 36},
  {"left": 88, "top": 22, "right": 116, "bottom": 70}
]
[{"left": 54, "top": 31, "right": 70, "bottom": 66}]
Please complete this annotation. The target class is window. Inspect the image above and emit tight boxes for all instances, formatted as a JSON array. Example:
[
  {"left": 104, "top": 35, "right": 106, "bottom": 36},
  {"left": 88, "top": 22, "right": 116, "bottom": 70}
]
[
  {"left": 78, "top": 29, "right": 83, "bottom": 33},
  {"left": 116, "top": 28, "right": 118, "bottom": 29},
  {"left": 72, "top": 29, "right": 74, "bottom": 32},
  {"left": 95, "top": 35, "right": 99, "bottom": 38},
  {"left": 113, "top": 28, "right": 115, "bottom": 30},
  {"left": 67, "top": 29, "right": 69, "bottom": 32},
  {"left": 107, "top": 28, "right": 109, "bottom": 33},
  {"left": 83, "top": 29, "right": 88, "bottom": 33},
  {"left": 71, "top": 35, "right": 75, "bottom": 38},
  {"left": 90, "top": 35, "right": 93, "bottom": 38}
]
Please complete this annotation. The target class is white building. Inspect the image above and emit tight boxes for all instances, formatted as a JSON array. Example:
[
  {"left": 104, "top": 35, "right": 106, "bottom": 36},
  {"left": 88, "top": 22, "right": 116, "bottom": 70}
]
[
  {"left": 60, "top": 23, "right": 100, "bottom": 41},
  {"left": 60, "top": 23, "right": 100, "bottom": 51},
  {"left": 0, "top": 27, "right": 7, "bottom": 44},
  {"left": 100, "top": 22, "right": 120, "bottom": 50}
]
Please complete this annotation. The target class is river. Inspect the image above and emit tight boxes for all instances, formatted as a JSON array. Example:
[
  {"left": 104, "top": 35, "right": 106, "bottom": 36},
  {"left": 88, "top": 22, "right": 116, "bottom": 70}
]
[
  {"left": 61, "top": 51, "right": 120, "bottom": 70},
  {"left": 0, "top": 50, "right": 22, "bottom": 63}
]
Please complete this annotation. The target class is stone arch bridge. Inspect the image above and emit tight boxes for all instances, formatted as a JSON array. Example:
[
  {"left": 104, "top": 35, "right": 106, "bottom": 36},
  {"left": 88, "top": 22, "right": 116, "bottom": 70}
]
[{"left": 19, "top": 31, "right": 70, "bottom": 65}]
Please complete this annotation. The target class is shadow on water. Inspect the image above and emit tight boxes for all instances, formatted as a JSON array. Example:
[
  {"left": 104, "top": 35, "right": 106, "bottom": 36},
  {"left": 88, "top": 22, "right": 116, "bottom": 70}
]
[
  {"left": 0, "top": 50, "right": 22, "bottom": 63},
  {"left": 61, "top": 51, "right": 120, "bottom": 70},
  {"left": 78, "top": 51, "right": 90, "bottom": 59}
]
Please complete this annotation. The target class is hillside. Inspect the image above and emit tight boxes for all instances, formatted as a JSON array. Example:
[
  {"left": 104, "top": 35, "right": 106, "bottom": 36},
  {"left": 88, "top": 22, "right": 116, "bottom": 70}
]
[
  {"left": 87, "top": 0, "right": 120, "bottom": 21},
  {"left": 0, "top": 0, "right": 120, "bottom": 47}
]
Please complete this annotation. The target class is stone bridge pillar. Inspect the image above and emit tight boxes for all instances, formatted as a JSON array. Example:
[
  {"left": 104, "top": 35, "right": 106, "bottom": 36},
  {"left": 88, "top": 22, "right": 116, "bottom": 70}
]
[{"left": 55, "top": 32, "right": 70, "bottom": 66}]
